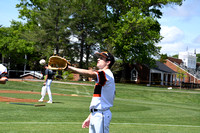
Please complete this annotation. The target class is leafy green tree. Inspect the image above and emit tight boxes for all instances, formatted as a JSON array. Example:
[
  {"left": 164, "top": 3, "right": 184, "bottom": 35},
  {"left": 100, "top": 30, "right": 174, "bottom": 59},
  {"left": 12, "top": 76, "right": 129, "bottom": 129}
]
[
  {"left": 172, "top": 54, "right": 178, "bottom": 58},
  {"left": 108, "top": 7, "right": 162, "bottom": 64},
  {"left": 0, "top": 22, "right": 35, "bottom": 56},
  {"left": 68, "top": 0, "right": 108, "bottom": 69},
  {"left": 17, "top": 0, "right": 103, "bottom": 70},
  {"left": 17, "top": 0, "right": 71, "bottom": 56},
  {"left": 104, "top": 0, "right": 184, "bottom": 82},
  {"left": 196, "top": 53, "right": 200, "bottom": 62},
  {"left": 0, "top": 21, "right": 36, "bottom": 70},
  {"left": 159, "top": 54, "right": 168, "bottom": 63},
  {"left": 0, "top": 0, "right": 185, "bottom": 81},
  {"left": 177, "top": 67, "right": 187, "bottom": 89}
]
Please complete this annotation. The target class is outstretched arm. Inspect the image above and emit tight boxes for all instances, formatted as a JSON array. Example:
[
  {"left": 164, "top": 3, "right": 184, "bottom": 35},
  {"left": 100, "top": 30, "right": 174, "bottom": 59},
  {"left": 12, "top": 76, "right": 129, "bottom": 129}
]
[{"left": 68, "top": 66, "right": 97, "bottom": 79}]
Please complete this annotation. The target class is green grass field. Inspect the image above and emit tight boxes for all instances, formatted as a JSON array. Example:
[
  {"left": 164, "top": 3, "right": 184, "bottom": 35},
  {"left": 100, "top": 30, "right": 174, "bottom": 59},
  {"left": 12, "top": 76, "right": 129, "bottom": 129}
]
[{"left": 0, "top": 80, "right": 200, "bottom": 133}]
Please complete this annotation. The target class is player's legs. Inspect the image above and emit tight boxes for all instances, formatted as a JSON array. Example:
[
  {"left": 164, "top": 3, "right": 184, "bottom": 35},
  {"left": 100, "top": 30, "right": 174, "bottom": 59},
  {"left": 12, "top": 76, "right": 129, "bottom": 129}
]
[
  {"left": 89, "top": 110, "right": 112, "bottom": 133},
  {"left": 46, "top": 79, "right": 52, "bottom": 103},
  {"left": 103, "top": 110, "right": 112, "bottom": 133},
  {"left": 39, "top": 85, "right": 46, "bottom": 102},
  {"left": 89, "top": 112, "right": 103, "bottom": 133}
]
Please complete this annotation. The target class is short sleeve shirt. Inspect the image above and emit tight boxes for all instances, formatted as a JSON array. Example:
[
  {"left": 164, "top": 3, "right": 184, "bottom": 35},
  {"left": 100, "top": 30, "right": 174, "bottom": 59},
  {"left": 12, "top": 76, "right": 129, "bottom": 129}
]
[
  {"left": 45, "top": 69, "right": 54, "bottom": 79},
  {"left": 90, "top": 69, "right": 115, "bottom": 110}
]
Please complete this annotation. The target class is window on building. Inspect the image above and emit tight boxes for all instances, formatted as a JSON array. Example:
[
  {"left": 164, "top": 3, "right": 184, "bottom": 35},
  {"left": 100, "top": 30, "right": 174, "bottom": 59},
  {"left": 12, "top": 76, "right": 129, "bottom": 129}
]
[{"left": 131, "top": 68, "right": 138, "bottom": 81}]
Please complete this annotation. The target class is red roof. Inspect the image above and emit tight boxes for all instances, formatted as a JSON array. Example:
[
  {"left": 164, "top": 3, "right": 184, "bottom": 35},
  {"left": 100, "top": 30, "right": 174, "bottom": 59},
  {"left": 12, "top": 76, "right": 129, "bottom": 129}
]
[{"left": 167, "top": 57, "right": 183, "bottom": 65}]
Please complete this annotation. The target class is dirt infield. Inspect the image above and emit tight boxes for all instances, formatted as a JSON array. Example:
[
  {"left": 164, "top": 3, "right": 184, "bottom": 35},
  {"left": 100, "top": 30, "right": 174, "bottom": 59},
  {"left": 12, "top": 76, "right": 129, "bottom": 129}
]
[
  {"left": 0, "top": 90, "right": 88, "bottom": 103},
  {"left": 0, "top": 96, "right": 39, "bottom": 102},
  {"left": 0, "top": 90, "right": 41, "bottom": 103},
  {"left": 0, "top": 79, "right": 91, "bottom": 103}
]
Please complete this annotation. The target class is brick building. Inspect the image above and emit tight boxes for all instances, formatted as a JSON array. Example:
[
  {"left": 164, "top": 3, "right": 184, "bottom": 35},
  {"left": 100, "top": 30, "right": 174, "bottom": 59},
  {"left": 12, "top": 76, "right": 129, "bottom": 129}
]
[{"left": 165, "top": 57, "right": 200, "bottom": 85}]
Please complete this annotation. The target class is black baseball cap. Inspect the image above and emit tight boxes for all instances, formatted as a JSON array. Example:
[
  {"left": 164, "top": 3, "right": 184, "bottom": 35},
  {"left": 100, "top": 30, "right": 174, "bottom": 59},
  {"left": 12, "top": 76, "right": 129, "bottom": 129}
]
[{"left": 95, "top": 51, "right": 115, "bottom": 68}]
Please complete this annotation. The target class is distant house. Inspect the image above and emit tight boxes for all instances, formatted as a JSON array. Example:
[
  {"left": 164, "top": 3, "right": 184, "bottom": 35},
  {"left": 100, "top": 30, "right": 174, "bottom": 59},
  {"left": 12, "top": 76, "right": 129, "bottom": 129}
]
[{"left": 130, "top": 61, "right": 176, "bottom": 86}]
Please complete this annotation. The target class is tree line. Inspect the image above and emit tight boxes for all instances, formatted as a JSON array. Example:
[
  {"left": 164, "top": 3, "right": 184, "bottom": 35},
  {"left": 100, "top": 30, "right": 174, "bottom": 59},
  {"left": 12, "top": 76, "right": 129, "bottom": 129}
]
[{"left": 0, "top": 0, "right": 184, "bottom": 81}]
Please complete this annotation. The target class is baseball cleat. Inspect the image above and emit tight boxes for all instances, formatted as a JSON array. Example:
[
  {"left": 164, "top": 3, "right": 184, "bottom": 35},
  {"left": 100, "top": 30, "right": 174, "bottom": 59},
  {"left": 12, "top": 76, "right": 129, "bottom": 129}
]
[
  {"left": 38, "top": 99, "right": 43, "bottom": 102},
  {"left": 47, "top": 100, "right": 52, "bottom": 103}
]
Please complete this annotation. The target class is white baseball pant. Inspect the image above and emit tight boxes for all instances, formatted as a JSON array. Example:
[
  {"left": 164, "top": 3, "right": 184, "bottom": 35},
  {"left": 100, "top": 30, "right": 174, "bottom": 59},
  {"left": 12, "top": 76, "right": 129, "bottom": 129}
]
[
  {"left": 41, "top": 85, "right": 47, "bottom": 99},
  {"left": 46, "top": 79, "right": 52, "bottom": 101},
  {"left": 89, "top": 109, "right": 112, "bottom": 133}
]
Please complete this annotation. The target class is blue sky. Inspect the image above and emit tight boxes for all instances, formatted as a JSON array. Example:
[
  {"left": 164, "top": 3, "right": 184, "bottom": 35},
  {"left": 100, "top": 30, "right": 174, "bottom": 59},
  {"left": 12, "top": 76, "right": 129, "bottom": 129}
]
[
  {"left": 0, "top": 0, "right": 21, "bottom": 27},
  {"left": 1, "top": 0, "right": 199, "bottom": 56},
  {"left": 157, "top": 0, "right": 200, "bottom": 56}
]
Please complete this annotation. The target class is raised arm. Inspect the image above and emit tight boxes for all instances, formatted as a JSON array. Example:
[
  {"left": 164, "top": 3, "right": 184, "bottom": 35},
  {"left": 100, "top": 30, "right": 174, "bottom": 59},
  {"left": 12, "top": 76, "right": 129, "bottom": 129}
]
[{"left": 68, "top": 66, "right": 97, "bottom": 79}]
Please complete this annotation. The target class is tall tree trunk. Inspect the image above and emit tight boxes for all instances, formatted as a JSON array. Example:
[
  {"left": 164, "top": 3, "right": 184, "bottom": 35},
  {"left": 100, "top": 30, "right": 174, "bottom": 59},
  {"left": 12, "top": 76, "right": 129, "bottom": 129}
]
[
  {"left": 55, "top": 8, "right": 60, "bottom": 55},
  {"left": 78, "top": 35, "right": 84, "bottom": 81},
  {"left": 86, "top": 44, "right": 90, "bottom": 68},
  {"left": 85, "top": 44, "right": 90, "bottom": 81},
  {"left": 78, "top": 22, "right": 85, "bottom": 81},
  {"left": 79, "top": 32, "right": 84, "bottom": 69}
]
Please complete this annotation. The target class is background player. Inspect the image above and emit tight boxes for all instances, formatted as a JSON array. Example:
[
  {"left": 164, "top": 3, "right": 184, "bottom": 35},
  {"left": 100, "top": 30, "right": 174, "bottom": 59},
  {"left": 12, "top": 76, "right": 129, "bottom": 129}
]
[
  {"left": 39, "top": 64, "right": 54, "bottom": 103},
  {"left": 0, "top": 64, "right": 8, "bottom": 84}
]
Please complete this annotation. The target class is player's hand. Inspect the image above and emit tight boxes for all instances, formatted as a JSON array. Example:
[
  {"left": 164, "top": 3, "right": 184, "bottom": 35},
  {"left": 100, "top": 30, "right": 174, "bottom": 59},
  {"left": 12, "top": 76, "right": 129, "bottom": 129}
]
[
  {"left": 43, "top": 83, "right": 46, "bottom": 86},
  {"left": 82, "top": 118, "right": 90, "bottom": 128}
]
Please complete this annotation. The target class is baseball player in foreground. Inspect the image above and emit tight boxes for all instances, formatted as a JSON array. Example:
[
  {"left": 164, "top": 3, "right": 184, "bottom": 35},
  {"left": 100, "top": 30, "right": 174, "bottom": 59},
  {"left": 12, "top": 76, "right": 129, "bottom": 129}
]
[
  {"left": 0, "top": 64, "right": 8, "bottom": 84},
  {"left": 68, "top": 51, "right": 115, "bottom": 133}
]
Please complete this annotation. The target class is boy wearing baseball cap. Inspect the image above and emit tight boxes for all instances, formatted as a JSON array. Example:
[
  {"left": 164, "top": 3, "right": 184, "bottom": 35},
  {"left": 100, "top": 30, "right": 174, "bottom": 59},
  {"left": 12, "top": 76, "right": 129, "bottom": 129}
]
[{"left": 68, "top": 51, "right": 115, "bottom": 133}]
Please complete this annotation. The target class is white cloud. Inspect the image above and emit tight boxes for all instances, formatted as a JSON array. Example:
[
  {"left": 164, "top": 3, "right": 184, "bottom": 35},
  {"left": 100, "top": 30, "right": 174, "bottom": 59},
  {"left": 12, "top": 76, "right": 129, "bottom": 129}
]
[
  {"left": 159, "top": 41, "right": 200, "bottom": 56},
  {"left": 159, "top": 42, "right": 186, "bottom": 56},
  {"left": 160, "top": 26, "right": 184, "bottom": 43},
  {"left": 158, "top": 26, "right": 187, "bottom": 56},
  {"left": 158, "top": 25, "right": 200, "bottom": 56}
]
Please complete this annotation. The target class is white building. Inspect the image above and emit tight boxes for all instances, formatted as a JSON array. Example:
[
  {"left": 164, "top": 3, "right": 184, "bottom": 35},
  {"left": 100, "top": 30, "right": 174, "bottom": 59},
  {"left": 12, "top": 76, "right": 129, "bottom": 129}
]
[{"left": 178, "top": 51, "right": 196, "bottom": 69}]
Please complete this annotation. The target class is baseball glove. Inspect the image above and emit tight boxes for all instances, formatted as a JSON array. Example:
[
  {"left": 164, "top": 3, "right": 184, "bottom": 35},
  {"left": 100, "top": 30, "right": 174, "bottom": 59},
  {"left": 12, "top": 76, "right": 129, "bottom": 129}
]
[{"left": 48, "top": 56, "right": 70, "bottom": 70}]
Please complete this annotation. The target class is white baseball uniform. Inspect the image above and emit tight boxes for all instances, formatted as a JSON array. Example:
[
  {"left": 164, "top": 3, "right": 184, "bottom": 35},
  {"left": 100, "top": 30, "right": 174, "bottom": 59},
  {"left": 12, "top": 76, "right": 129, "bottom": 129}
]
[
  {"left": 39, "top": 68, "right": 53, "bottom": 103},
  {"left": 0, "top": 64, "right": 8, "bottom": 80},
  {"left": 89, "top": 69, "right": 115, "bottom": 133}
]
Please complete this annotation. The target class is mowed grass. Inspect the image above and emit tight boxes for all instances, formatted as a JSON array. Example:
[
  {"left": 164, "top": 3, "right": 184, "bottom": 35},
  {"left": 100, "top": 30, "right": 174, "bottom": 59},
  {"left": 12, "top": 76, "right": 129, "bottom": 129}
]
[{"left": 0, "top": 80, "right": 200, "bottom": 133}]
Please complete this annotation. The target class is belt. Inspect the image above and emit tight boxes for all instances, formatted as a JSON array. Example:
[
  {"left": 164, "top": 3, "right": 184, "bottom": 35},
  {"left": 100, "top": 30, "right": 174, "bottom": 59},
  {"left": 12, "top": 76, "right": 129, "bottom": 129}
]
[
  {"left": 90, "top": 108, "right": 109, "bottom": 113},
  {"left": 90, "top": 109, "right": 98, "bottom": 113}
]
